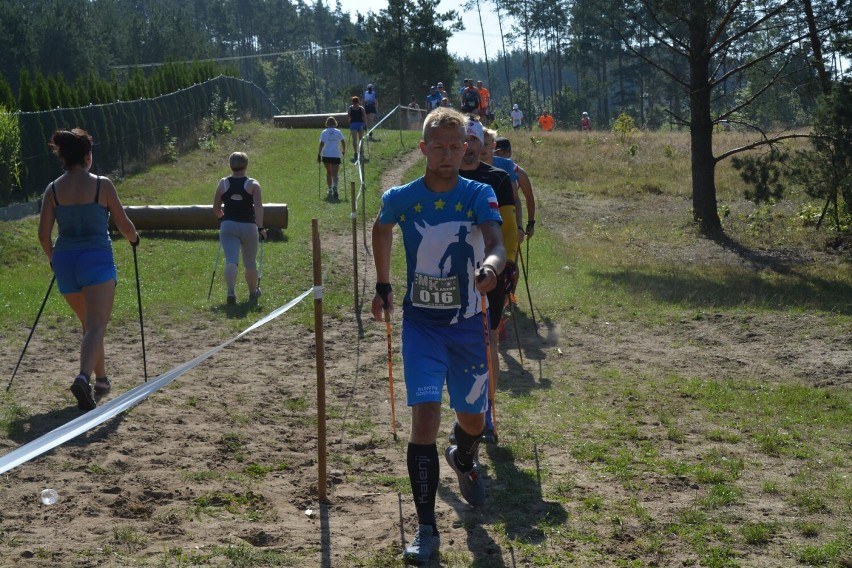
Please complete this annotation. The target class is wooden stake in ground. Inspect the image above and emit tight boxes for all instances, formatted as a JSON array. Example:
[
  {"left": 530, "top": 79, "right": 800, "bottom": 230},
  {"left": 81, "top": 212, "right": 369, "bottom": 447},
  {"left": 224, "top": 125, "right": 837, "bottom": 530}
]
[{"left": 312, "top": 219, "right": 328, "bottom": 503}]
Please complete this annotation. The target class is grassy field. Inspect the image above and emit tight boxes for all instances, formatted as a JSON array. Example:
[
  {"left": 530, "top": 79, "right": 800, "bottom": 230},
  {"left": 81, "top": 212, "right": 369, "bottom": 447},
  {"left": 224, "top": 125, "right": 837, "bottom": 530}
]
[{"left": 0, "top": 119, "right": 850, "bottom": 567}]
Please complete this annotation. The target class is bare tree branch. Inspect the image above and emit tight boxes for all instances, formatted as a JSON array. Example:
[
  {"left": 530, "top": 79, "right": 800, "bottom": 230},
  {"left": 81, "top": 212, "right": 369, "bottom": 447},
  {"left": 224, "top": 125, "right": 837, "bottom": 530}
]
[{"left": 715, "top": 132, "right": 813, "bottom": 162}]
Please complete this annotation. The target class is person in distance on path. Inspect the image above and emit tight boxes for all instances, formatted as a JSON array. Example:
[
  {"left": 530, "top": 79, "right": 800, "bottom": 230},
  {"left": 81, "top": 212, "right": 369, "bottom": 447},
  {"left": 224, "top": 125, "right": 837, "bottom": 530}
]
[
  {"left": 581, "top": 111, "right": 592, "bottom": 131},
  {"left": 511, "top": 103, "right": 524, "bottom": 130},
  {"left": 38, "top": 128, "right": 139, "bottom": 411},
  {"left": 363, "top": 83, "right": 379, "bottom": 139},
  {"left": 347, "top": 96, "right": 366, "bottom": 163},
  {"left": 317, "top": 116, "right": 346, "bottom": 200},
  {"left": 372, "top": 107, "right": 505, "bottom": 565},
  {"left": 213, "top": 152, "right": 266, "bottom": 305},
  {"left": 538, "top": 110, "right": 555, "bottom": 131},
  {"left": 459, "top": 119, "right": 522, "bottom": 445}
]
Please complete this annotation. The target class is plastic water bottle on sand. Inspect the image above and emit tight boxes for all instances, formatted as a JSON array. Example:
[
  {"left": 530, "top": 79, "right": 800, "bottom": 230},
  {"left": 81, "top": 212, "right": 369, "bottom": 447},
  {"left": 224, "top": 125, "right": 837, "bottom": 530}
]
[{"left": 40, "top": 489, "right": 59, "bottom": 505}]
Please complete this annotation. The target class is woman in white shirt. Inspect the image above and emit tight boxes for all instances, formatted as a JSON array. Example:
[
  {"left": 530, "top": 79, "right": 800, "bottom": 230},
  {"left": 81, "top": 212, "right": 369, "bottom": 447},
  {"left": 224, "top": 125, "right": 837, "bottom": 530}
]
[{"left": 317, "top": 116, "right": 346, "bottom": 200}]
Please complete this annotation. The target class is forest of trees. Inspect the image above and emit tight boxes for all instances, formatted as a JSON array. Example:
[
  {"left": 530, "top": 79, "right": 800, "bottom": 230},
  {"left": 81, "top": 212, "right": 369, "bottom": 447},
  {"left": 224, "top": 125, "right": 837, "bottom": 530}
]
[
  {"left": 2, "top": 0, "right": 849, "bottom": 128},
  {"left": 1, "top": 0, "right": 850, "bottom": 228}
]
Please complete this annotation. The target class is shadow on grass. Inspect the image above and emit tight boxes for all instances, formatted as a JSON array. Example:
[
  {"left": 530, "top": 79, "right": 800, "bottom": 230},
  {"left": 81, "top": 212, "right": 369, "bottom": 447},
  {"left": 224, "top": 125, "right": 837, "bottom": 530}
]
[
  {"left": 594, "top": 269, "right": 851, "bottom": 314},
  {"left": 6, "top": 403, "right": 126, "bottom": 446},
  {"left": 132, "top": 229, "right": 289, "bottom": 243},
  {"left": 498, "top": 303, "right": 558, "bottom": 395},
  {"left": 437, "top": 441, "right": 568, "bottom": 567},
  {"left": 210, "top": 298, "right": 266, "bottom": 319}
]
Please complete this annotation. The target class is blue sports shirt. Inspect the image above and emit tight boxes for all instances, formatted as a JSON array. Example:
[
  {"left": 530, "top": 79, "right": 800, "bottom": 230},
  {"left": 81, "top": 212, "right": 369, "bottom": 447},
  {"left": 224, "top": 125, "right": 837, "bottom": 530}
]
[{"left": 378, "top": 175, "right": 502, "bottom": 326}]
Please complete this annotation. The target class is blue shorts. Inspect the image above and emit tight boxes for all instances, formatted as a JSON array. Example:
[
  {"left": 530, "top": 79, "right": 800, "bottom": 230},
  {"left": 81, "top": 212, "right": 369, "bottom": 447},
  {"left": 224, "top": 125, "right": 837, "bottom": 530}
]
[
  {"left": 52, "top": 249, "right": 117, "bottom": 294},
  {"left": 401, "top": 317, "right": 489, "bottom": 413},
  {"left": 349, "top": 122, "right": 365, "bottom": 132}
]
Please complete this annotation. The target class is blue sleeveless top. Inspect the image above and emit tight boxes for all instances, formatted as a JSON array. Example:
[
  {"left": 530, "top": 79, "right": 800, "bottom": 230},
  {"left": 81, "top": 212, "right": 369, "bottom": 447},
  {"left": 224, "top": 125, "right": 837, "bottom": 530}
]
[{"left": 52, "top": 177, "right": 112, "bottom": 252}]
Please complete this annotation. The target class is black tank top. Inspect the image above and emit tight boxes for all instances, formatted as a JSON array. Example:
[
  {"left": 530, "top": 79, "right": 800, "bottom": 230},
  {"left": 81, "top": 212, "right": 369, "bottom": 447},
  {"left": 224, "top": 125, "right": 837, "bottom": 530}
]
[
  {"left": 222, "top": 176, "right": 255, "bottom": 223},
  {"left": 349, "top": 105, "right": 365, "bottom": 123}
]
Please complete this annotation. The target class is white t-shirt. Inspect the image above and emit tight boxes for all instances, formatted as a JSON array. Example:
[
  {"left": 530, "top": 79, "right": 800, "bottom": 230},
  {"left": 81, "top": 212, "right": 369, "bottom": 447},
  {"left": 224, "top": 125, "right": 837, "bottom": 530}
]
[
  {"left": 511, "top": 109, "right": 523, "bottom": 127},
  {"left": 320, "top": 128, "right": 345, "bottom": 158}
]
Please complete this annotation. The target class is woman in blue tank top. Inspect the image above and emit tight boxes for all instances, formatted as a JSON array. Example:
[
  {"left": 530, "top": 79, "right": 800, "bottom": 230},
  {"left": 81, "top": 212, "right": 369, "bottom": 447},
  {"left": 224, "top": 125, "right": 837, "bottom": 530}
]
[{"left": 37, "top": 128, "right": 139, "bottom": 411}]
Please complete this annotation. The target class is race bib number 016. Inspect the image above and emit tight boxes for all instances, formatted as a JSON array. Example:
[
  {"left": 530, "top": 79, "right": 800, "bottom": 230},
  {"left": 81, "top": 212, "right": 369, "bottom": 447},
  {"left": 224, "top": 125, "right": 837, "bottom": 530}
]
[{"left": 411, "top": 273, "right": 461, "bottom": 309}]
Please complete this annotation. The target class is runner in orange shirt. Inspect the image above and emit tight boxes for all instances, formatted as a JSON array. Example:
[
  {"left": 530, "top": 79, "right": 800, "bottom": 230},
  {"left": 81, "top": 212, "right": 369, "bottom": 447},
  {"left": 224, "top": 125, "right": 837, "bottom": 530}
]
[
  {"left": 537, "top": 111, "right": 555, "bottom": 131},
  {"left": 476, "top": 80, "right": 490, "bottom": 124}
]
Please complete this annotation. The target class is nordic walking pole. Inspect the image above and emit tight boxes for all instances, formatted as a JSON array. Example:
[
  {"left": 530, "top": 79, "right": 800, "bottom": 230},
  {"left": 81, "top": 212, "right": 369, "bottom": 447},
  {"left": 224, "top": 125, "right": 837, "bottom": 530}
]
[
  {"left": 517, "top": 246, "right": 538, "bottom": 334},
  {"left": 311, "top": 219, "right": 328, "bottom": 503},
  {"left": 317, "top": 161, "right": 321, "bottom": 199},
  {"left": 478, "top": 268, "right": 497, "bottom": 438},
  {"left": 343, "top": 159, "right": 348, "bottom": 202},
  {"left": 132, "top": 239, "right": 148, "bottom": 382},
  {"left": 7, "top": 275, "right": 55, "bottom": 392},
  {"left": 384, "top": 310, "right": 399, "bottom": 441},
  {"left": 257, "top": 236, "right": 265, "bottom": 291},
  {"left": 207, "top": 242, "right": 221, "bottom": 300}
]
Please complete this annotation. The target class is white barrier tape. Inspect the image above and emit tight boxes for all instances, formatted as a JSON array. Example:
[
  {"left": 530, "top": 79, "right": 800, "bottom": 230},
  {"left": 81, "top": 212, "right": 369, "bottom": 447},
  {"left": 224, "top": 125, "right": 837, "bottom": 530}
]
[
  {"left": 350, "top": 212, "right": 357, "bottom": 220},
  {"left": 0, "top": 287, "right": 313, "bottom": 476},
  {"left": 313, "top": 285, "right": 323, "bottom": 300}
]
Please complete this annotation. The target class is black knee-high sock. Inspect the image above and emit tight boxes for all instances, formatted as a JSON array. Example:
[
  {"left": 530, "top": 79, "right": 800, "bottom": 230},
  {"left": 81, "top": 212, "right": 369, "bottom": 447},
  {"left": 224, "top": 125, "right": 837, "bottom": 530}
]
[
  {"left": 407, "top": 443, "right": 439, "bottom": 532},
  {"left": 453, "top": 422, "right": 484, "bottom": 471}
]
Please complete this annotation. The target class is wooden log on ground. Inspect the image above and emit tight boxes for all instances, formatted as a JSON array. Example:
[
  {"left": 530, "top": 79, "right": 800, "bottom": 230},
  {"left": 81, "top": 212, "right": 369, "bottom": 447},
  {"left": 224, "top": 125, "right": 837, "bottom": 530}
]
[
  {"left": 274, "top": 113, "right": 349, "bottom": 129},
  {"left": 108, "top": 204, "right": 288, "bottom": 231}
]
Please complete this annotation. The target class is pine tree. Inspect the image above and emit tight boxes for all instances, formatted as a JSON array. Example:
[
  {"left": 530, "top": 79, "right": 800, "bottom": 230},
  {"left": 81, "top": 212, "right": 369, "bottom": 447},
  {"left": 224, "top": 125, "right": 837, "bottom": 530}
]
[{"left": 18, "top": 70, "right": 37, "bottom": 112}]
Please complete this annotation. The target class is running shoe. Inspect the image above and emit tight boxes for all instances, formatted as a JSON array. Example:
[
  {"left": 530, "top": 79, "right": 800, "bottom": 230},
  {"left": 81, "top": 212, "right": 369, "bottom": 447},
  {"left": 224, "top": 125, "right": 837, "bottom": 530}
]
[
  {"left": 445, "top": 445, "right": 485, "bottom": 506},
  {"left": 70, "top": 374, "right": 96, "bottom": 411},
  {"left": 402, "top": 524, "right": 440, "bottom": 565},
  {"left": 481, "top": 424, "right": 498, "bottom": 445},
  {"left": 93, "top": 377, "right": 111, "bottom": 396}
]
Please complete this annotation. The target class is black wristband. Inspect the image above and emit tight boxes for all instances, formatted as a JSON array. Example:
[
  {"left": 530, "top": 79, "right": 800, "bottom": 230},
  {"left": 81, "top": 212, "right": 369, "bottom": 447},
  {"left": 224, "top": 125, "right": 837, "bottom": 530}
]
[
  {"left": 375, "top": 282, "right": 392, "bottom": 307},
  {"left": 526, "top": 220, "right": 536, "bottom": 232}
]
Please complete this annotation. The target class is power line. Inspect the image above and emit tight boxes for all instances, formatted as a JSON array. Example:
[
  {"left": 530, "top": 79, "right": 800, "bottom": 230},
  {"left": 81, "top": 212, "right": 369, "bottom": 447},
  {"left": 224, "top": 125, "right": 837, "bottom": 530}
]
[{"left": 110, "top": 43, "right": 361, "bottom": 70}]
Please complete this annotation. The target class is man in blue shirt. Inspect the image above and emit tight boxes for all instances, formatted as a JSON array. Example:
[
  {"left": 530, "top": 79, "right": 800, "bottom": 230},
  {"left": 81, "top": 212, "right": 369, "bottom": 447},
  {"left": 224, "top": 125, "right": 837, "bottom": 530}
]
[{"left": 372, "top": 107, "right": 506, "bottom": 564}]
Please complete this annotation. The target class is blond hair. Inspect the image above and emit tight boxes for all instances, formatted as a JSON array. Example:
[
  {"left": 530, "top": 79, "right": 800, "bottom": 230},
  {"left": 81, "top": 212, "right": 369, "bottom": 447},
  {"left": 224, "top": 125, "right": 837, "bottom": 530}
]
[
  {"left": 422, "top": 107, "right": 466, "bottom": 144},
  {"left": 325, "top": 116, "right": 337, "bottom": 127},
  {"left": 483, "top": 127, "right": 498, "bottom": 147},
  {"left": 229, "top": 152, "right": 249, "bottom": 171}
]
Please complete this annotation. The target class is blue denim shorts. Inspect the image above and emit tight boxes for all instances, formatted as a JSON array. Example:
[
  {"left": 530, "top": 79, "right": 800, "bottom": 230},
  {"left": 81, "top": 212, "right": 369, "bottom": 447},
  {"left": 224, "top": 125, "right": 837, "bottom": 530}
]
[
  {"left": 401, "top": 316, "right": 489, "bottom": 413},
  {"left": 52, "top": 249, "right": 117, "bottom": 294}
]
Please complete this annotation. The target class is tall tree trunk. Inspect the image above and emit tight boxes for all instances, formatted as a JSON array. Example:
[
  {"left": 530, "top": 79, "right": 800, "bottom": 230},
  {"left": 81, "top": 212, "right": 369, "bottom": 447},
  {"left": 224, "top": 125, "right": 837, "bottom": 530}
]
[
  {"left": 475, "top": 0, "right": 493, "bottom": 91},
  {"left": 689, "top": 13, "right": 721, "bottom": 232},
  {"left": 522, "top": 0, "right": 533, "bottom": 113},
  {"left": 803, "top": 0, "right": 831, "bottom": 95},
  {"left": 494, "top": 0, "right": 513, "bottom": 106}
]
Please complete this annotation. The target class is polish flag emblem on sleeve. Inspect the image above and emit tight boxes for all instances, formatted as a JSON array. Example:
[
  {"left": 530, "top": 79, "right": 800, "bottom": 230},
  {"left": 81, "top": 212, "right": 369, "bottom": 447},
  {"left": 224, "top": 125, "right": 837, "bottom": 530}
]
[{"left": 487, "top": 195, "right": 499, "bottom": 209}]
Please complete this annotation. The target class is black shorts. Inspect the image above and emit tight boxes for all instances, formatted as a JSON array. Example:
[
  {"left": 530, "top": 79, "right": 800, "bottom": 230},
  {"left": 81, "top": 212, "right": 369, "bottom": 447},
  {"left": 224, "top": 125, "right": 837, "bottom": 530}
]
[
  {"left": 365, "top": 102, "right": 377, "bottom": 115},
  {"left": 321, "top": 156, "right": 341, "bottom": 164}
]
